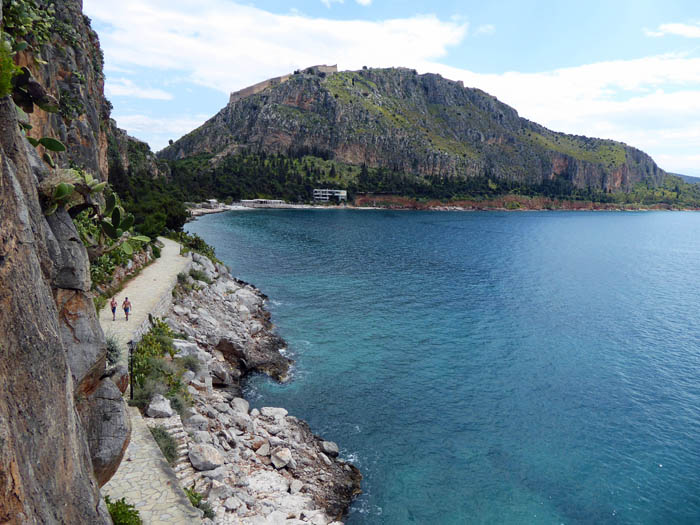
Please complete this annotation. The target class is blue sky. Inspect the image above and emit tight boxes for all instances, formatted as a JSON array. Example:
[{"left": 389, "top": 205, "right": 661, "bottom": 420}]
[{"left": 84, "top": 0, "right": 700, "bottom": 175}]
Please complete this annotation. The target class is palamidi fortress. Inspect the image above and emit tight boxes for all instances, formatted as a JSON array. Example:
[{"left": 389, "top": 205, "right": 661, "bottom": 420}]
[{"left": 229, "top": 65, "right": 338, "bottom": 104}]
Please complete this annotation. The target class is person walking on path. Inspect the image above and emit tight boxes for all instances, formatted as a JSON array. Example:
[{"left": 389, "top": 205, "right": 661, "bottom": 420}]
[
  {"left": 122, "top": 297, "right": 132, "bottom": 321},
  {"left": 110, "top": 297, "right": 117, "bottom": 321}
]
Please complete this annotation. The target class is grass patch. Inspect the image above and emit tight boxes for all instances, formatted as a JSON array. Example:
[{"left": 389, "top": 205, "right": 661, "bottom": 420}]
[
  {"left": 149, "top": 425, "right": 178, "bottom": 465},
  {"left": 177, "top": 355, "right": 200, "bottom": 374},
  {"left": 189, "top": 268, "right": 212, "bottom": 285}
]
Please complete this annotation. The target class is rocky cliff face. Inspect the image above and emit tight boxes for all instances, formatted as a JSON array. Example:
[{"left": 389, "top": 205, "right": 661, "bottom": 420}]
[
  {"left": 18, "top": 0, "right": 164, "bottom": 185},
  {"left": 161, "top": 67, "right": 664, "bottom": 192},
  {"left": 0, "top": 1, "right": 131, "bottom": 522}
]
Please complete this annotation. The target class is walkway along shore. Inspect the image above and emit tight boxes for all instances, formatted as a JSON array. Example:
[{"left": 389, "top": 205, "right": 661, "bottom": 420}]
[
  {"left": 99, "top": 237, "right": 192, "bottom": 367},
  {"left": 101, "top": 237, "right": 200, "bottom": 524},
  {"left": 100, "top": 237, "right": 361, "bottom": 524}
]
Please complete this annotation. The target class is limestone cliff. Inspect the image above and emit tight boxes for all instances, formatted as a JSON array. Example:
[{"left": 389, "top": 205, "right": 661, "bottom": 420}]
[
  {"left": 160, "top": 67, "right": 664, "bottom": 193},
  {"left": 0, "top": 1, "right": 131, "bottom": 522}
]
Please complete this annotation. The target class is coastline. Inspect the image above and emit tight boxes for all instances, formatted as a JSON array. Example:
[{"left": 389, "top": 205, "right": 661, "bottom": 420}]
[
  {"left": 188, "top": 198, "right": 700, "bottom": 218},
  {"left": 155, "top": 249, "right": 361, "bottom": 523}
]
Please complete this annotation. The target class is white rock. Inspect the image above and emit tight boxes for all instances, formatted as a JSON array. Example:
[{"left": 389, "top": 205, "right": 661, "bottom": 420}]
[
  {"left": 237, "top": 303, "right": 250, "bottom": 321},
  {"left": 290, "top": 479, "right": 304, "bottom": 494},
  {"left": 192, "top": 431, "right": 212, "bottom": 444},
  {"left": 234, "top": 288, "right": 261, "bottom": 311},
  {"left": 145, "top": 394, "right": 174, "bottom": 418},
  {"left": 260, "top": 407, "right": 288, "bottom": 420},
  {"left": 223, "top": 496, "right": 242, "bottom": 511},
  {"left": 197, "top": 308, "right": 219, "bottom": 328},
  {"left": 231, "top": 397, "right": 250, "bottom": 414},
  {"left": 248, "top": 321, "right": 264, "bottom": 336},
  {"left": 265, "top": 510, "right": 288, "bottom": 525},
  {"left": 185, "top": 414, "right": 209, "bottom": 431},
  {"left": 318, "top": 452, "right": 332, "bottom": 467},
  {"left": 231, "top": 413, "right": 253, "bottom": 433},
  {"left": 193, "top": 252, "right": 217, "bottom": 275},
  {"left": 250, "top": 408, "right": 260, "bottom": 418},
  {"left": 189, "top": 444, "right": 224, "bottom": 471},
  {"left": 199, "top": 465, "right": 228, "bottom": 481},
  {"left": 270, "top": 447, "right": 292, "bottom": 469},
  {"left": 308, "top": 513, "right": 329, "bottom": 525},
  {"left": 208, "top": 480, "right": 233, "bottom": 501},
  {"left": 256, "top": 442, "right": 270, "bottom": 456},
  {"left": 173, "top": 305, "right": 189, "bottom": 316},
  {"left": 172, "top": 339, "right": 200, "bottom": 357},
  {"left": 247, "top": 470, "right": 289, "bottom": 494},
  {"left": 320, "top": 441, "right": 339, "bottom": 458},
  {"left": 182, "top": 370, "right": 195, "bottom": 383}
]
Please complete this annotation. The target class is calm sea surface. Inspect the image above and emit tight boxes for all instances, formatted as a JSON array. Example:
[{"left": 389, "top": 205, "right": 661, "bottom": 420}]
[{"left": 186, "top": 210, "right": 700, "bottom": 524}]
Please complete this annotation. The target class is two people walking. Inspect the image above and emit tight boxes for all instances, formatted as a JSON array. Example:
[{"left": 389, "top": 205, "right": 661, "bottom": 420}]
[{"left": 110, "top": 297, "right": 132, "bottom": 321}]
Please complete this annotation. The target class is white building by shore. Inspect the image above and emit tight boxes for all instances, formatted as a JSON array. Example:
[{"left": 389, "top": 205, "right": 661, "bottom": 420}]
[
  {"left": 241, "top": 199, "right": 288, "bottom": 208},
  {"left": 313, "top": 189, "right": 347, "bottom": 202}
]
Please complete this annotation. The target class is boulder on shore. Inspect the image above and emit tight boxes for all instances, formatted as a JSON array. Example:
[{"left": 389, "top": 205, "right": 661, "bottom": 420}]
[
  {"left": 189, "top": 443, "right": 224, "bottom": 471},
  {"left": 146, "top": 394, "right": 174, "bottom": 418}
]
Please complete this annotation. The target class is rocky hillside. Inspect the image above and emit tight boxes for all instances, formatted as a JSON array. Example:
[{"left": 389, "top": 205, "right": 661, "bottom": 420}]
[
  {"left": 1, "top": 0, "right": 131, "bottom": 521},
  {"left": 160, "top": 67, "right": 664, "bottom": 193}
]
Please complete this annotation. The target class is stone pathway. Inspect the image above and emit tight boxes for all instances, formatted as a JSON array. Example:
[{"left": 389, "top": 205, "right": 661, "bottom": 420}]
[
  {"left": 100, "top": 237, "right": 200, "bottom": 523},
  {"left": 142, "top": 415, "right": 203, "bottom": 493},
  {"left": 103, "top": 408, "right": 202, "bottom": 524},
  {"left": 100, "top": 236, "right": 191, "bottom": 367}
]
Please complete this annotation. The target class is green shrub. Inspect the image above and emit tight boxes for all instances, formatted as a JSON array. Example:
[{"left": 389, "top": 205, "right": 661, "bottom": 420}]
[
  {"left": 184, "top": 486, "right": 214, "bottom": 518},
  {"left": 0, "top": 43, "right": 17, "bottom": 98},
  {"left": 105, "top": 334, "right": 121, "bottom": 366},
  {"left": 177, "top": 272, "right": 188, "bottom": 284},
  {"left": 152, "top": 243, "right": 161, "bottom": 258},
  {"left": 149, "top": 425, "right": 178, "bottom": 465},
  {"left": 189, "top": 268, "right": 212, "bottom": 285},
  {"left": 131, "top": 377, "right": 167, "bottom": 410},
  {"left": 169, "top": 231, "right": 222, "bottom": 264},
  {"left": 132, "top": 319, "right": 175, "bottom": 386},
  {"left": 177, "top": 355, "right": 200, "bottom": 373},
  {"left": 166, "top": 391, "right": 189, "bottom": 417},
  {"left": 184, "top": 486, "right": 203, "bottom": 507},
  {"left": 130, "top": 319, "right": 192, "bottom": 416},
  {"left": 105, "top": 496, "right": 142, "bottom": 525},
  {"left": 94, "top": 294, "right": 107, "bottom": 312}
]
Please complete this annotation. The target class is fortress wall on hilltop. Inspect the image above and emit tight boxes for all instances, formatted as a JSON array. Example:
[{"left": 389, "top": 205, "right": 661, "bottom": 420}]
[{"left": 228, "top": 65, "right": 338, "bottom": 104}]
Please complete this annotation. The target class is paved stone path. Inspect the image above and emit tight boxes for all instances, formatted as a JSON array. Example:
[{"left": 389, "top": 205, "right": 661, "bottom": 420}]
[
  {"left": 100, "top": 237, "right": 191, "bottom": 367},
  {"left": 100, "top": 237, "right": 200, "bottom": 523},
  {"left": 103, "top": 408, "right": 201, "bottom": 524}
]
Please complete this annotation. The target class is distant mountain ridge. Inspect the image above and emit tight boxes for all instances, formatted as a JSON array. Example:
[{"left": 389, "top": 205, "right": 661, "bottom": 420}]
[
  {"left": 672, "top": 173, "right": 700, "bottom": 185},
  {"left": 159, "top": 66, "right": 665, "bottom": 194}
]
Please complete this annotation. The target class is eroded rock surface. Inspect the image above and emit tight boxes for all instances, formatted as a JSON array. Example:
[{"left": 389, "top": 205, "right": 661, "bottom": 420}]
[{"left": 159, "top": 257, "right": 362, "bottom": 524}]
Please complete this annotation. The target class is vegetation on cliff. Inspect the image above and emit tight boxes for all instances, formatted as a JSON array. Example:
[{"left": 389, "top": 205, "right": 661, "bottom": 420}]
[{"left": 158, "top": 66, "right": 668, "bottom": 201}]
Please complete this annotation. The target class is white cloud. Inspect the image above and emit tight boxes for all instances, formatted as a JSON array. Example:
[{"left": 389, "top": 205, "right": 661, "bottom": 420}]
[
  {"left": 113, "top": 113, "right": 211, "bottom": 150},
  {"left": 356, "top": 0, "right": 372, "bottom": 5},
  {"left": 84, "top": 0, "right": 466, "bottom": 94},
  {"left": 426, "top": 55, "right": 700, "bottom": 174},
  {"left": 473, "top": 24, "right": 495, "bottom": 36},
  {"left": 321, "top": 0, "right": 343, "bottom": 7},
  {"left": 645, "top": 22, "right": 700, "bottom": 38},
  {"left": 106, "top": 78, "right": 173, "bottom": 100},
  {"left": 84, "top": 0, "right": 700, "bottom": 175}
]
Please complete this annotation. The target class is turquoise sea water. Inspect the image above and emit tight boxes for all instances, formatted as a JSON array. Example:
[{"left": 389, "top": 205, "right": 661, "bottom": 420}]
[{"left": 186, "top": 210, "right": 700, "bottom": 524}]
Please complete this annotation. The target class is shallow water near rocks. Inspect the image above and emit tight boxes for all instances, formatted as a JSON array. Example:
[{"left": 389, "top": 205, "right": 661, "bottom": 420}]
[{"left": 187, "top": 210, "right": 700, "bottom": 524}]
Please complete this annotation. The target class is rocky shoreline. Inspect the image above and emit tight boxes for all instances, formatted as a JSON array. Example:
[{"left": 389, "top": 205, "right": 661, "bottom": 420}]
[{"left": 151, "top": 252, "right": 361, "bottom": 524}]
